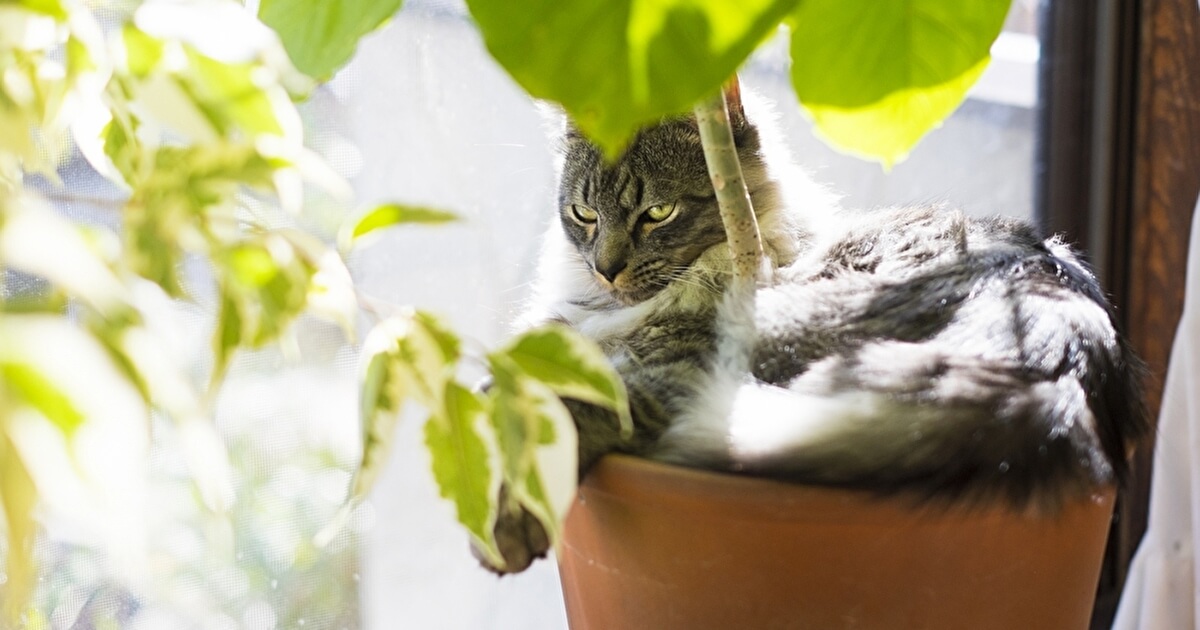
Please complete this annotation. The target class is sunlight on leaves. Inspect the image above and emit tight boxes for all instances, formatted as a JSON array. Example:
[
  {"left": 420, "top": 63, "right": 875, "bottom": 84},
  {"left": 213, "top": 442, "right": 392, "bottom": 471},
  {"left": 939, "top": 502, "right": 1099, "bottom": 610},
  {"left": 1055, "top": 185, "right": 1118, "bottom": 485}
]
[
  {"left": 318, "top": 311, "right": 463, "bottom": 547},
  {"left": 0, "top": 431, "right": 38, "bottom": 625},
  {"left": 339, "top": 203, "right": 458, "bottom": 253},
  {"left": 424, "top": 382, "right": 502, "bottom": 565},
  {"left": 520, "top": 379, "right": 576, "bottom": 540},
  {"left": 466, "top": 0, "right": 800, "bottom": 156},
  {"left": 0, "top": 0, "right": 367, "bottom": 620},
  {"left": 345, "top": 311, "right": 458, "bottom": 504},
  {"left": 346, "top": 348, "right": 404, "bottom": 506},
  {"left": 212, "top": 234, "right": 317, "bottom": 384},
  {"left": 15, "top": 0, "right": 67, "bottom": 20},
  {"left": 0, "top": 316, "right": 149, "bottom": 618},
  {"left": 121, "top": 24, "right": 162, "bottom": 78},
  {"left": 789, "top": 0, "right": 1011, "bottom": 167},
  {"left": 281, "top": 228, "right": 358, "bottom": 336},
  {"left": 1, "top": 196, "right": 132, "bottom": 320},
  {"left": 486, "top": 354, "right": 541, "bottom": 489},
  {"left": 496, "top": 324, "right": 631, "bottom": 436},
  {"left": 2, "top": 363, "right": 85, "bottom": 436},
  {"left": 258, "top": 0, "right": 404, "bottom": 81},
  {"left": 484, "top": 355, "right": 579, "bottom": 550}
]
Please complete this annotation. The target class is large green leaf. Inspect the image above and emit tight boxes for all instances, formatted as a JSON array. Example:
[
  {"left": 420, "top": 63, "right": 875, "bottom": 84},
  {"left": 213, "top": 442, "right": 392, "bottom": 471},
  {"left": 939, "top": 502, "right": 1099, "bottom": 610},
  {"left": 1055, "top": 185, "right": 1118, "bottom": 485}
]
[
  {"left": 789, "top": 0, "right": 1011, "bottom": 167},
  {"left": 424, "top": 382, "right": 501, "bottom": 564},
  {"left": 258, "top": 0, "right": 404, "bottom": 81},
  {"left": 494, "top": 325, "right": 631, "bottom": 436},
  {"left": 466, "top": 0, "right": 800, "bottom": 156}
]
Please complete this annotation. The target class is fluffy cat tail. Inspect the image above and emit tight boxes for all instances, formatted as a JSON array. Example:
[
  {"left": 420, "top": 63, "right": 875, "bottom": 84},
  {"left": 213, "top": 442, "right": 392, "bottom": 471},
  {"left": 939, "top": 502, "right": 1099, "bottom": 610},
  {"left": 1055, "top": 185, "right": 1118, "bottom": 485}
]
[
  {"left": 656, "top": 254, "right": 1147, "bottom": 511},
  {"left": 659, "top": 371, "right": 1127, "bottom": 511}
]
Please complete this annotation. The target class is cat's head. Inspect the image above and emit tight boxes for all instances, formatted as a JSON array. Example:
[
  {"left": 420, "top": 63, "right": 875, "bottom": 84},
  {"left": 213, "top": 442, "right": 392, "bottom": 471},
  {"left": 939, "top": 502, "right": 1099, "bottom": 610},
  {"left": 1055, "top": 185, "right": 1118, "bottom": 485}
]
[{"left": 555, "top": 83, "right": 775, "bottom": 306}]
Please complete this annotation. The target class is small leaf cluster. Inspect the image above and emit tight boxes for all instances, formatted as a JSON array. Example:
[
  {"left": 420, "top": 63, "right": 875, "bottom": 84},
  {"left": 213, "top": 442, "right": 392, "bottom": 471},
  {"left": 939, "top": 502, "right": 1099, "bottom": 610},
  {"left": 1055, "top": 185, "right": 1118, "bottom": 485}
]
[{"left": 323, "top": 304, "right": 628, "bottom": 571}]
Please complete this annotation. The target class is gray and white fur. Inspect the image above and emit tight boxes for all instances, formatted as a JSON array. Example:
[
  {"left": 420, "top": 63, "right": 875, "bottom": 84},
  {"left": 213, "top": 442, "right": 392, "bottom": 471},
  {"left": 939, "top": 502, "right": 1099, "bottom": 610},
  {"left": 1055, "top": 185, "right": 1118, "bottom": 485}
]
[{"left": 489, "top": 89, "right": 1147, "bottom": 571}]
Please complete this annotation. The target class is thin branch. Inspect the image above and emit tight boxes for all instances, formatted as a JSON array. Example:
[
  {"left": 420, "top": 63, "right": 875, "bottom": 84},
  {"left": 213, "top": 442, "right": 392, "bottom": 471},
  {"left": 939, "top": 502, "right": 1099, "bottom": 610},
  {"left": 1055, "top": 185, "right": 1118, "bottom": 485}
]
[{"left": 37, "top": 189, "right": 128, "bottom": 211}]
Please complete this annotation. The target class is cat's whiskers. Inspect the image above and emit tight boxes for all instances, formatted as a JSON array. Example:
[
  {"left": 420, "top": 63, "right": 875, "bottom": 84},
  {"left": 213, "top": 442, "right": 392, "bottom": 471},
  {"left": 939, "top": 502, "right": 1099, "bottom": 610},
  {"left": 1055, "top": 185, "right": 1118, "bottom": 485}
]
[{"left": 662, "top": 267, "right": 722, "bottom": 296}]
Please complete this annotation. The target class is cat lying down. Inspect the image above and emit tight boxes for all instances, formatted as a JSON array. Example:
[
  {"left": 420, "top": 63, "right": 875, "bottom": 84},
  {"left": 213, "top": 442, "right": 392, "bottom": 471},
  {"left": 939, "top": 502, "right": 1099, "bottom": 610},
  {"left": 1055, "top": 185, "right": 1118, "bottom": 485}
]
[{"left": 482, "top": 85, "right": 1148, "bottom": 573}]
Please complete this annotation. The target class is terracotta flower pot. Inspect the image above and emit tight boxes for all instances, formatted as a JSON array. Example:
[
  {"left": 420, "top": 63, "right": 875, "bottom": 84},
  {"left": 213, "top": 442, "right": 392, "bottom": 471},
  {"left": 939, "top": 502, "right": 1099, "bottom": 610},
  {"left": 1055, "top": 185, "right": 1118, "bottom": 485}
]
[{"left": 558, "top": 454, "right": 1115, "bottom": 630}]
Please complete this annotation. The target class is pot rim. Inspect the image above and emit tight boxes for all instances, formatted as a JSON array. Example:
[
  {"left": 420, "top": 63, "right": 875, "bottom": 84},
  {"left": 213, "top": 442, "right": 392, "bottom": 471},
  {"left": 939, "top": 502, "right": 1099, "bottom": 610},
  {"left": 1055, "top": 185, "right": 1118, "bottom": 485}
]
[{"left": 578, "top": 454, "right": 1117, "bottom": 526}]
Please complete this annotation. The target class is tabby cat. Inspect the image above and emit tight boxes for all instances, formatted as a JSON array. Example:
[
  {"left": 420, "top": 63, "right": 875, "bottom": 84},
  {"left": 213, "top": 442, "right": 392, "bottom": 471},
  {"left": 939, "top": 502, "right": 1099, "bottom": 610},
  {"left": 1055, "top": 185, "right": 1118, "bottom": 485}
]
[{"left": 483, "top": 84, "right": 1147, "bottom": 573}]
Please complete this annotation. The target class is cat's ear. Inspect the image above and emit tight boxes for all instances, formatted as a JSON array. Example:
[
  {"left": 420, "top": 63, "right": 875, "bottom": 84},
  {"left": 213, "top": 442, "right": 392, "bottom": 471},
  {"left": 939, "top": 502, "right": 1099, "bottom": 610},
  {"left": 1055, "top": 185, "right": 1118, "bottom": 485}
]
[
  {"left": 535, "top": 100, "right": 587, "bottom": 157},
  {"left": 723, "top": 75, "right": 747, "bottom": 130},
  {"left": 563, "top": 120, "right": 587, "bottom": 142}
]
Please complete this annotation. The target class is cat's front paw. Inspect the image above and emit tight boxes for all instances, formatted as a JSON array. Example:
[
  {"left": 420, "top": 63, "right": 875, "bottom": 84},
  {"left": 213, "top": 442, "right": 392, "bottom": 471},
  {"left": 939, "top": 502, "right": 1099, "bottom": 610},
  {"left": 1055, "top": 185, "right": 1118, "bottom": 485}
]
[{"left": 472, "top": 494, "right": 550, "bottom": 575}]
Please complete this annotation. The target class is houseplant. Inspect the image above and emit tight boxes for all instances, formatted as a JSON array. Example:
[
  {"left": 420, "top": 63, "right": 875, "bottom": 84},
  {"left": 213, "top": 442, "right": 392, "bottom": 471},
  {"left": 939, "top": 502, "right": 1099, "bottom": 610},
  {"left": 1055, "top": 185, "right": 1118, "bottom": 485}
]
[
  {"left": 459, "top": 1, "right": 1121, "bottom": 627},
  {"left": 0, "top": 0, "right": 1120, "bottom": 626}
]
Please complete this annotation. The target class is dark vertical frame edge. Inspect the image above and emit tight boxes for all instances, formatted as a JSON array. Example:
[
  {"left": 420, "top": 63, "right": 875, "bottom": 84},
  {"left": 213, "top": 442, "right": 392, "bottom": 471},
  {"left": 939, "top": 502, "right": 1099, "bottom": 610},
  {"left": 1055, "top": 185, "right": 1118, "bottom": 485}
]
[{"left": 1035, "top": 0, "right": 1143, "bottom": 627}]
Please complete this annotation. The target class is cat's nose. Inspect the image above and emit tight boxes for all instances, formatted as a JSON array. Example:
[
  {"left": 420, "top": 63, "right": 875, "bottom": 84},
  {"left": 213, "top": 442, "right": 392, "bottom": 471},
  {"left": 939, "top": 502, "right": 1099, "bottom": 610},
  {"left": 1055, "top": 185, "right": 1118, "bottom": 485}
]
[{"left": 595, "top": 261, "right": 627, "bottom": 284}]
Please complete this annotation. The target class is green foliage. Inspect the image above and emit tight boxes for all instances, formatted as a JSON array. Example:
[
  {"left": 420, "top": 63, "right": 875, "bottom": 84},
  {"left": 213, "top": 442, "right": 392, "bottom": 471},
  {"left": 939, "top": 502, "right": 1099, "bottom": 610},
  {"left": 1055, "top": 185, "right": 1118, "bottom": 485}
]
[
  {"left": 1, "top": 362, "right": 86, "bottom": 435},
  {"left": 425, "top": 382, "right": 499, "bottom": 561},
  {"left": 496, "top": 325, "right": 632, "bottom": 436},
  {"left": 340, "top": 318, "right": 624, "bottom": 570},
  {"left": 0, "top": 431, "right": 36, "bottom": 623},
  {"left": 340, "top": 203, "right": 459, "bottom": 252},
  {"left": 213, "top": 233, "right": 319, "bottom": 383},
  {"left": 0, "top": 0, "right": 1015, "bottom": 618},
  {"left": 467, "top": 0, "right": 1011, "bottom": 164},
  {"left": 353, "top": 312, "right": 458, "bottom": 500},
  {"left": 484, "top": 356, "right": 578, "bottom": 541},
  {"left": 0, "top": 316, "right": 149, "bottom": 622},
  {"left": 466, "top": 0, "right": 800, "bottom": 157},
  {"left": 259, "top": 0, "right": 405, "bottom": 80},
  {"left": 789, "top": 0, "right": 1011, "bottom": 166},
  {"left": 0, "top": 0, "right": 347, "bottom": 620}
]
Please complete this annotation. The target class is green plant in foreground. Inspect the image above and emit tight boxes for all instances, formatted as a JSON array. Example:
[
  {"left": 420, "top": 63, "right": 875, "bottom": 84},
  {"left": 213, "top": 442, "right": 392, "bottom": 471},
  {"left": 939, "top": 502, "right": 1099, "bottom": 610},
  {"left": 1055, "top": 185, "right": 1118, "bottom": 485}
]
[{"left": 0, "top": 0, "right": 1011, "bottom": 622}]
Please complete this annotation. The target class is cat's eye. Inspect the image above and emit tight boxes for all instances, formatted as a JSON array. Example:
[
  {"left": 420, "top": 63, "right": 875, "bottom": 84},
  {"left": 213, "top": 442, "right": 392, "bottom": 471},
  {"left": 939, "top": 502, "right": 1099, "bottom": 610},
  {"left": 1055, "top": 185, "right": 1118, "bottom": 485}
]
[
  {"left": 644, "top": 203, "right": 677, "bottom": 223},
  {"left": 570, "top": 204, "right": 598, "bottom": 224}
]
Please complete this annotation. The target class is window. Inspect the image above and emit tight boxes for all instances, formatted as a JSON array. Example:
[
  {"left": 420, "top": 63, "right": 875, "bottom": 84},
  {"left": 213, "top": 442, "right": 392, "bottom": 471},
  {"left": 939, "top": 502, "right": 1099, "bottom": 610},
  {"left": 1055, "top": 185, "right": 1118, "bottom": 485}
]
[{"left": 21, "top": 0, "right": 1159, "bottom": 628}]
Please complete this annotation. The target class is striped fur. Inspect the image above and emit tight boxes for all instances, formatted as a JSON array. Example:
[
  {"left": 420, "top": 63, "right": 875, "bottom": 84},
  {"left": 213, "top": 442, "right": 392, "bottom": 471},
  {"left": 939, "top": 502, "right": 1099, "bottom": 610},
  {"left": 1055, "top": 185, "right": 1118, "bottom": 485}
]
[{"left": 520, "top": 96, "right": 1147, "bottom": 513}]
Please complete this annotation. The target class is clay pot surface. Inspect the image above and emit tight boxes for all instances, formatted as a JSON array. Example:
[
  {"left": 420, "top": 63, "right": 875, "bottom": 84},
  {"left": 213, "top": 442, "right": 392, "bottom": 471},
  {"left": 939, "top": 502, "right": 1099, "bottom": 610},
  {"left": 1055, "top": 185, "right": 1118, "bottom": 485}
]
[{"left": 558, "top": 454, "right": 1115, "bottom": 630}]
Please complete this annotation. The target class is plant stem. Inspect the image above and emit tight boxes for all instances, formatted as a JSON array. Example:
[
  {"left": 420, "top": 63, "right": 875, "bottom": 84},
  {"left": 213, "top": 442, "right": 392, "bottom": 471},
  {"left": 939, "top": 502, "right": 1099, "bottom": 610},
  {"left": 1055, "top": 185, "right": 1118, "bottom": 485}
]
[
  {"left": 694, "top": 90, "right": 763, "bottom": 373},
  {"left": 693, "top": 92, "right": 763, "bottom": 289}
]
